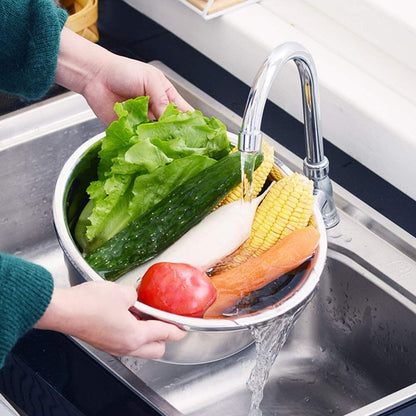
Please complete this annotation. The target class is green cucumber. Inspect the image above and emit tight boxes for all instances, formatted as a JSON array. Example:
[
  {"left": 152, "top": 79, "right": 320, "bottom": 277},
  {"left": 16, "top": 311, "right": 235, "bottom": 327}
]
[{"left": 85, "top": 151, "right": 263, "bottom": 281}]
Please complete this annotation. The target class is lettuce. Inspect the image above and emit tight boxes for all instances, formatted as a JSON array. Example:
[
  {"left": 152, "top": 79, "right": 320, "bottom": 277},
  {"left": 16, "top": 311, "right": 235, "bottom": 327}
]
[{"left": 75, "top": 96, "right": 230, "bottom": 254}]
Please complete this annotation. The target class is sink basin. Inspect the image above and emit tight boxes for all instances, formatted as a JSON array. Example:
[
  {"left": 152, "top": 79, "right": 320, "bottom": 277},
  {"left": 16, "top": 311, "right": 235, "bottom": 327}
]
[
  {"left": 118, "top": 249, "right": 416, "bottom": 416},
  {"left": 1, "top": 61, "right": 416, "bottom": 416}
]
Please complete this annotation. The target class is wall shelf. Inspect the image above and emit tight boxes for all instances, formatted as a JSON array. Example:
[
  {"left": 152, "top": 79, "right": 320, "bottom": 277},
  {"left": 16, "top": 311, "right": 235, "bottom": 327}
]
[{"left": 177, "top": 0, "right": 260, "bottom": 19}]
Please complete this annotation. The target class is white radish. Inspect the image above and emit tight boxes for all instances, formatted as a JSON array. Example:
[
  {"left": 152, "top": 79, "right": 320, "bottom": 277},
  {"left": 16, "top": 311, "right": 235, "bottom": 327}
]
[{"left": 117, "top": 190, "right": 269, "bottom": 287}]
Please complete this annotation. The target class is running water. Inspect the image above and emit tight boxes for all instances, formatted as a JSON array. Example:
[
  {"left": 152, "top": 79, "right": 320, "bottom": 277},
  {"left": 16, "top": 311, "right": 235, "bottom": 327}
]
[
  {"left": 247, "top": 306, "right": 305, "bottom": 416},
  {"left": 240, "top": 148, "right": 307, "bottom": 416},
  {"left": 240, "top": 151, "right": 257, "bottom": 202}
]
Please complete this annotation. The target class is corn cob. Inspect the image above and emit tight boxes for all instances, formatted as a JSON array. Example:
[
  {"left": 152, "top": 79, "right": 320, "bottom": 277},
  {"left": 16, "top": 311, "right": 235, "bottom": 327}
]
[
  {"left": 211, "top": 172, "right": 314, "bottom": 273},
  {"left": 268, "top": 164, "right": 285, "bottom": 182},
  {"left": 217, "top": 140, "right": 274, "bottom": 206}
]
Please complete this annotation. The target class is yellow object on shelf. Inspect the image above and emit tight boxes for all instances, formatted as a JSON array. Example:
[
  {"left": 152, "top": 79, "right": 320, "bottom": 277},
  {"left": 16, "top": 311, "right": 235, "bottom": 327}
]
[
  {"left": 61, "top": 0, "right": 99, "bottom": 43},
  {"left": 179, "top": 0, "right": 260, "bottom": 19}
]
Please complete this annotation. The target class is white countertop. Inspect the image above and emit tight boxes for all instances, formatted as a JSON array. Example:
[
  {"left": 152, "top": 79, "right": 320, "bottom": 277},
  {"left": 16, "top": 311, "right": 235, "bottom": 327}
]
[{"left": 124, "top": 0, "right": 416, "bottom": 200}]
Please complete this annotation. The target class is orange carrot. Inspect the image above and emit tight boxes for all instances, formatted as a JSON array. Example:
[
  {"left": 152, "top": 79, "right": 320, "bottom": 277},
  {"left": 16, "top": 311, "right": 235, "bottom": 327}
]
[{"left": 204, "top": 225, "right": 320, "bottom": 318}]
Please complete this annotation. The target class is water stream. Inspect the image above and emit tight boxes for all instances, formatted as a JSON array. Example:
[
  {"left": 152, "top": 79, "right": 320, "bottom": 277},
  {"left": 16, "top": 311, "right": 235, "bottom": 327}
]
[
  {"left": 240, "top": 150, "right": 307, "bottom": 415},
  {"left": 240, "top": 151, "right": 257, "bottom": 202},
  {"left": 247, "top": 306, "right": 304, "bottom": 416}
]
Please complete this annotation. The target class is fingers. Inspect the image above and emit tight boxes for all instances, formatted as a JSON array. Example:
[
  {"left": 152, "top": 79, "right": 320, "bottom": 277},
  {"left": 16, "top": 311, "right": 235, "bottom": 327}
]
[
  {"left": 129, "top": 340, "right": 166, "bottom": 359},
  {"left": 165, "top": 84, "right": 194, "bottom": 113},
  {"left": 125, "top": 320, "right": 186, "bottom": 359},
  {"left": 58, "top": 243, "right": 186, "bottom": 362},
  {"left": 114, "top": 283, "right": 186, "bottom": 360},
  {"left": 117, "top": 283, "right": 139, "bottom": 306},
  {"left": 139, "top": 319, "right": 187, "bottom": 344},
  {"left": 147, "top": 71, "right": 194, "bottom": 119}
]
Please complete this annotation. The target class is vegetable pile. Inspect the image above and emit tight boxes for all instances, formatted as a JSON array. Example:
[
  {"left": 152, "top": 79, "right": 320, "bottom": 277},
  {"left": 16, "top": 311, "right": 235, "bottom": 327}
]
[
  {"left": 75, "top": 96, "right": 231, "bottom": 254},
  {"left": 75, "top": 96, "right": 320, "bottom": 318},
  {"left": 85, "top": 151, "right": 262, "bottom": 281}
]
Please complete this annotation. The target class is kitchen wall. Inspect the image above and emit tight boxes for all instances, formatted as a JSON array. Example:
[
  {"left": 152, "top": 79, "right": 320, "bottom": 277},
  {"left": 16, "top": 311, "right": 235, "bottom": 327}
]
[{"left": 122, "top": 0, "right": 416, "bottom": 202}]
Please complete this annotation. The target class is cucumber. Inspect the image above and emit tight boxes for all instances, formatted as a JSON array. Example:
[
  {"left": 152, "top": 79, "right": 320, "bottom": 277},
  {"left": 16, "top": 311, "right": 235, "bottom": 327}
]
[{"left": 85, "top": 151, "right": 263, "bottom": 281}]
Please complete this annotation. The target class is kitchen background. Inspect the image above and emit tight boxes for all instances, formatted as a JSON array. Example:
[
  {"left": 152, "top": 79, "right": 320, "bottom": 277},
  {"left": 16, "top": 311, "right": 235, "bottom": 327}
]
[{"left": 0, "top": 1, "right": 415, "bottom": 415}]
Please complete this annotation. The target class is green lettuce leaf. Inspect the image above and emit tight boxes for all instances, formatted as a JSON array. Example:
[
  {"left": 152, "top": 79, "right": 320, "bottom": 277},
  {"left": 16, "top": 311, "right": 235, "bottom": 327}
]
[
  {"left": 75, "top": 96, "right": 230, "bottom": 253},
  {"left": 96, "top": 96, "right": 150, "bottom": 178}
]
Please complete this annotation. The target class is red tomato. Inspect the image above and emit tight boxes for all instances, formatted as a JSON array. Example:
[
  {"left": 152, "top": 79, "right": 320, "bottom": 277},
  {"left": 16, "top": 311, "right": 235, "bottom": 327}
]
[{"left": 137, "top": 262, "right": 217, "bottom": 318}]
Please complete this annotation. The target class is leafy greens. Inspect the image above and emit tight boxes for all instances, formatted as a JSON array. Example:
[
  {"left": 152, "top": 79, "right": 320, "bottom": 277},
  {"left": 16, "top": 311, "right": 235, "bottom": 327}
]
[{"left": 75, "top": 96, "right": 231, "bottom": 254}]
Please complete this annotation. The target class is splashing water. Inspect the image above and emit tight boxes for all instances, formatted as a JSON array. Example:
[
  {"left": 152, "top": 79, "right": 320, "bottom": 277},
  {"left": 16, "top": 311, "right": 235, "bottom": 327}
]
[{"left": 247, "top": 306, "right": 304, "bottom": 416}]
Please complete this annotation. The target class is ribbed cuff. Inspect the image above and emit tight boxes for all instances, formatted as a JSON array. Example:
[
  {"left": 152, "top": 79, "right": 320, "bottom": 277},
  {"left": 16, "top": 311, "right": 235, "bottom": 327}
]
[
  {"left": 0, "top": 0, "right": 68, "bottom": 100},
  {"left": 0, "top": 252, "right": 54, "bottom": 368}
]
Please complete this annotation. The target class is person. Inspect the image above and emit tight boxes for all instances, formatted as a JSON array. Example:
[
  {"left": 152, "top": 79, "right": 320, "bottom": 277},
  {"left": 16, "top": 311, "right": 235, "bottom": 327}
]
[{"left": 0, "top": 0, "right": 191, "bottom": 368}]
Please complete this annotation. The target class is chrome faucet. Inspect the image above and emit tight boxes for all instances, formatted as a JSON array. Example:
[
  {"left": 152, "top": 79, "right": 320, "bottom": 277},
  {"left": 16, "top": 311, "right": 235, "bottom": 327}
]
[{"left": 238, "top": 42, "right": 340, "bottom": 229}]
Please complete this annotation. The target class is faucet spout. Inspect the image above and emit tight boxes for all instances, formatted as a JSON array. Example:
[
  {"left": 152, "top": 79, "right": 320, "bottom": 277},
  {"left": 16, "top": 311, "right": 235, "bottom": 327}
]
[{"left": 238, "top": 42, "right": 340, "bottom": 229}]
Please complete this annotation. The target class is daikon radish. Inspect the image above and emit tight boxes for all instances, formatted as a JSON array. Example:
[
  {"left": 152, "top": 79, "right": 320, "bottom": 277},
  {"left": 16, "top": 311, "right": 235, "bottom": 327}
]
[
  {"left": 117, "top": 192, "right": 267, "bottom": 287},
  {"left": 204, "top": 225, "right": 320, "bottom": 318}
]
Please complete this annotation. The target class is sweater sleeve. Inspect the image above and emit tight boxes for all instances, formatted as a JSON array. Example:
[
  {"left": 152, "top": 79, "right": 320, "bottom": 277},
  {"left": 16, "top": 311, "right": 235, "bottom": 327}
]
[
  {"left": 0, "top": 252, "right": 54, "bottom": 368},
  {"left": 0, "top": 0, "right": 68, "bottom": 101}
]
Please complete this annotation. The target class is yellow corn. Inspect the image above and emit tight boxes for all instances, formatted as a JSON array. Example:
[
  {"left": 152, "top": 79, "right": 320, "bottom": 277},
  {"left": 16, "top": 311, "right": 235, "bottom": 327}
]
[
  {"left": 212, "top": 172, "right": 314, "bottom": 273},
  {"left": 268, "top": 164, "right": 285, "bottom": 182},
  {"left": 218, "top": 140, "right": 275, "bottom": 206}
]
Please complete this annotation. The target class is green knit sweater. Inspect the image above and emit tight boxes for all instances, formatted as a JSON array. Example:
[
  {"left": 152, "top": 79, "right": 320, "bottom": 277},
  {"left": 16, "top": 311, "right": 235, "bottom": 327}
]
[
  {"left": 0, "top": 0, "right": 68, "bottom": 100},
  {"left": 0, "top": 0, "right": 68, "bottom": 367},
  {"left": 0, "top": 253, "right": 54, "bottom": 368}
]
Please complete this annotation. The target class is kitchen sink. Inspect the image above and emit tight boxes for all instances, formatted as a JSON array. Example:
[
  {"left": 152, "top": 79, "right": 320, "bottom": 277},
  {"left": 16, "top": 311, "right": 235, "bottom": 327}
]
[
  {"left": 1, "top": 62, "right": 416, "bottom": 416},
  {"left": 116, "top": 245, "right": 416, "bottom": 416}
]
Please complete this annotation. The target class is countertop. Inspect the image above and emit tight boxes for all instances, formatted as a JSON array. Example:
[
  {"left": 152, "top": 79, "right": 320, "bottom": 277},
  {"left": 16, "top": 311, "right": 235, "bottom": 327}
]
[{"left": 0, "top": 1, "right": 415, "bottom": 415}]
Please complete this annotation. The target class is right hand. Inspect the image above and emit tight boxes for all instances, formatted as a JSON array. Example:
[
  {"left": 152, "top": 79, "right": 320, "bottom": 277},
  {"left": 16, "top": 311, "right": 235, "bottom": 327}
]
[{"left": 35, "top": 280, "right": 186, "bottom": 359}]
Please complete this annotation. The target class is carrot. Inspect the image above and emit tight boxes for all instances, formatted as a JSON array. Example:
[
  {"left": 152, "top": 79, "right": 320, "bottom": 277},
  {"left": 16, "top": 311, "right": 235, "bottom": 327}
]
[{"left": 203, "top": 225, "right": 320, "bottom": 318}]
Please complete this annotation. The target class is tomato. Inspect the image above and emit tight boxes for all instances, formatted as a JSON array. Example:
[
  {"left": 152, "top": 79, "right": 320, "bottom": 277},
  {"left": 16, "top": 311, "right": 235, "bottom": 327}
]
[{"left": 137, "top": 262, "right": 217, "bottom": 318}]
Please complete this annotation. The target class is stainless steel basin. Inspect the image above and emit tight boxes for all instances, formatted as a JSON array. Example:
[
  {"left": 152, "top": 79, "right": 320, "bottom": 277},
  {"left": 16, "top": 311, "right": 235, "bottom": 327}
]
[
  {"left": 1, "top": 61, "right": 416, "bottom": 416},
  {"left": 118, "top": 249, "right": 416, "bottom": 416}
]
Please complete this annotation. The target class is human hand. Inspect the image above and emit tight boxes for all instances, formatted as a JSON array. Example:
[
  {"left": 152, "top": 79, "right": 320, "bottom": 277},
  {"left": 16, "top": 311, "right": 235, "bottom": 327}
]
[
  {"left": 35, "top": 281, "right": 186, "bottom": 359},
  {"left": 82, "top": 55, "right": 193, "bottom": 124},
  {"left": 56, "top": 28, "right": 193, "bottom": 125}
]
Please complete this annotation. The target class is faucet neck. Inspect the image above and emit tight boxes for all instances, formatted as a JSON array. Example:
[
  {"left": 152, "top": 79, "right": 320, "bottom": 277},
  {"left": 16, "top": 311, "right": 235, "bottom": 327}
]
[
  {"left": 239, "top": 42, "right": 324, "bottom": 164},
  {"left": 238, "top": 42, "right": 339, "bottom": 228}
]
